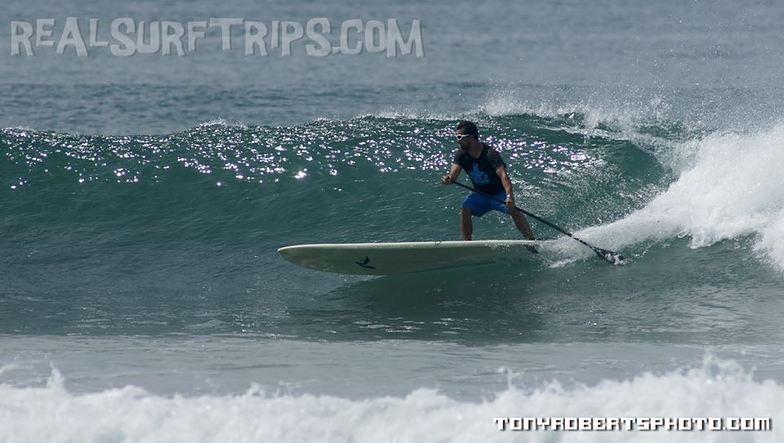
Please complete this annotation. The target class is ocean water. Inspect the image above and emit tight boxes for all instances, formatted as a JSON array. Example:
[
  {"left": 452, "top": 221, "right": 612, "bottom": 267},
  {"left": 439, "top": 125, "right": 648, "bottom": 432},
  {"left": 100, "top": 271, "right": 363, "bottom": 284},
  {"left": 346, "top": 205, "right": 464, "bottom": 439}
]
[{"left": 2, "top": 0, "right": 784, "bottom": 441}]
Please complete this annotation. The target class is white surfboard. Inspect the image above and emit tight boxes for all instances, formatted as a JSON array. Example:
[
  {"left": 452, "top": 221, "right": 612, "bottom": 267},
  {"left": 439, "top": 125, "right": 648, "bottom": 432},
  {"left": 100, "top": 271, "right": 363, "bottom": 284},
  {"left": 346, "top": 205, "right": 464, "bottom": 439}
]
[{"left": 277, "top": 240, "right": 540, "bottom": 275}]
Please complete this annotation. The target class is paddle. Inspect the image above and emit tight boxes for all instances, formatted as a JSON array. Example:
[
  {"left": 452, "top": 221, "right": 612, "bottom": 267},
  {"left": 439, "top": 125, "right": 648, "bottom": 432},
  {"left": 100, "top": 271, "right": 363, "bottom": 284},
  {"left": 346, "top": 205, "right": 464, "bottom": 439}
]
[{"left": 450, "top": 181, "right": 625, "bottom": 265}]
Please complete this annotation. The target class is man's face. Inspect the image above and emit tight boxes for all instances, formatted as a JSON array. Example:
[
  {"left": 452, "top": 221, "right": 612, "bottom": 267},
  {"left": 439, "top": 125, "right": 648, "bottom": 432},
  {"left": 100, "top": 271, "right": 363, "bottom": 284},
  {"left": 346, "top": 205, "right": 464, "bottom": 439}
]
[{"left": 456, "top": 130, "right": 471, "bottom": 149}]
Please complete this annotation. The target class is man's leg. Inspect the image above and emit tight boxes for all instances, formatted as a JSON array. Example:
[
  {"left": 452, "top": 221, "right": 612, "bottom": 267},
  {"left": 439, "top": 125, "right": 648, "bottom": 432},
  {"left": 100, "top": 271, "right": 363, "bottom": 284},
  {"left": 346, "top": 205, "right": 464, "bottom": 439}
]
[
  {"left": 460, "top": 208, "right": 473, "bottom": 240},
  {"left": 510, "top": 209, "right": 535, "bottom": 240}
]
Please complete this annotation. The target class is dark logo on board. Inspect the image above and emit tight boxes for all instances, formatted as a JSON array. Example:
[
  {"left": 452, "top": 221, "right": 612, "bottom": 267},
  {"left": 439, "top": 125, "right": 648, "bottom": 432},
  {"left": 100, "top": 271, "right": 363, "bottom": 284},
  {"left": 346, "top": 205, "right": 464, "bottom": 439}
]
[{"left": 355, "top": 257, "right": 375, "bottom": 269}]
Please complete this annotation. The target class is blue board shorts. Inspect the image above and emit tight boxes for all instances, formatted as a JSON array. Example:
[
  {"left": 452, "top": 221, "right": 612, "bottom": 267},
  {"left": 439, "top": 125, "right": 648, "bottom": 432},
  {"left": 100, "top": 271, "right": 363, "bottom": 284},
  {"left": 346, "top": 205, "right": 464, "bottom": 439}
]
[{"left": 462, "top": 191, "right": 509, "bottom": 217}]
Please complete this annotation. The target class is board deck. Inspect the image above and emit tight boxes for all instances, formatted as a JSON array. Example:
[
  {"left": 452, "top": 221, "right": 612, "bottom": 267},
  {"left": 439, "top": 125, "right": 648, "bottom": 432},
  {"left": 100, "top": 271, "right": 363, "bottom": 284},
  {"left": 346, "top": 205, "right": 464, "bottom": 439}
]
[{"left": 277, "top": 240, "right": 540, "bottom": 275}]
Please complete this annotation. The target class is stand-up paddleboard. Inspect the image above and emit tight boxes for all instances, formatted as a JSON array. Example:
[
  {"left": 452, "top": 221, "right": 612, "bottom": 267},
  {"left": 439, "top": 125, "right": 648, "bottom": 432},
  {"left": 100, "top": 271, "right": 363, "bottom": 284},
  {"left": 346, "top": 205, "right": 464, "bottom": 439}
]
[{"left": 277, "top": 240, "right": 540, "bottom": 275}]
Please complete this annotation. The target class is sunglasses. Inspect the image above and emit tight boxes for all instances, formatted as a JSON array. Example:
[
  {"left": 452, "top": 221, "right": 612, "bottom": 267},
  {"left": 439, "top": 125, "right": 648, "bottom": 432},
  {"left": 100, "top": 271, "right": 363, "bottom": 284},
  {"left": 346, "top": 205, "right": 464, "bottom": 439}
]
[{"left": 455, "top": 133, "right": 471, "bottom": 141}]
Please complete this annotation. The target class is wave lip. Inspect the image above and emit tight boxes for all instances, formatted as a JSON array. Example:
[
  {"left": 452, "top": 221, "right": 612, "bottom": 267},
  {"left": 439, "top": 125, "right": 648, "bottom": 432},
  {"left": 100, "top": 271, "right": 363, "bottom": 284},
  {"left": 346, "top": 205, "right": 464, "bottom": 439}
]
[{"left": 557, "top": 122, "right": 784, "bottom": 270}]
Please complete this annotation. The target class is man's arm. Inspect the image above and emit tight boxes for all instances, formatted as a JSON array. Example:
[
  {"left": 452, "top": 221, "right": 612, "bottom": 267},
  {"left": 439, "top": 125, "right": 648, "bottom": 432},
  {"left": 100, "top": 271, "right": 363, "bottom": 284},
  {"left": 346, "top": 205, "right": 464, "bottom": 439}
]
[
  {"left": 441, "top": 163, "right": 462, "bottom": 184},
  {"left": 496, "top": 165, "right": 516, "bottom": 209}
]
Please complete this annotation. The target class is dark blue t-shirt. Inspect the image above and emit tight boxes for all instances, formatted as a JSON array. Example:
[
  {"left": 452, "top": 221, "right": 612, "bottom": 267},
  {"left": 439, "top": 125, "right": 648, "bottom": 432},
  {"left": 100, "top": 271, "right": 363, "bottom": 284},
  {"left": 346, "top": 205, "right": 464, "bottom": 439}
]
[{"left": 452, "top": 144, "right": 506, "bottom": 194}]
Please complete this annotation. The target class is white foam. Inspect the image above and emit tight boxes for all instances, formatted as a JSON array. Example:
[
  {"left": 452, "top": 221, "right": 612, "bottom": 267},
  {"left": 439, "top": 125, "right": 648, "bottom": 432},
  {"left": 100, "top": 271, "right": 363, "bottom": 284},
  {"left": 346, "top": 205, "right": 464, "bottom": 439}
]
[
  {"left": 0, "top": 356, "right": 780, "bottom": 443},
  {"left": 193, "top": 119, "right": 248, "bottom": 130},
  {"left": 482, "top": 87, "right": 672, "bottom": 129},
  {"left": 479, "top": 88, "right": 700, "bottom": 167},
  {"left": 551, "top": 122, "right": 784, "bottom": 269},
  {"left": 361, "top": 109, "right": 463, "bottom": 122}
]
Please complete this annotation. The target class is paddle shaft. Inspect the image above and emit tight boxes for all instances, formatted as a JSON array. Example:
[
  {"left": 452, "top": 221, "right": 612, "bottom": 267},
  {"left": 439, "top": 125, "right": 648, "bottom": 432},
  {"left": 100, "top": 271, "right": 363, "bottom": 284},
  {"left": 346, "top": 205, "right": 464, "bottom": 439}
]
[{"left": 450, "top": 181, "right": 622, "bottom": 263}]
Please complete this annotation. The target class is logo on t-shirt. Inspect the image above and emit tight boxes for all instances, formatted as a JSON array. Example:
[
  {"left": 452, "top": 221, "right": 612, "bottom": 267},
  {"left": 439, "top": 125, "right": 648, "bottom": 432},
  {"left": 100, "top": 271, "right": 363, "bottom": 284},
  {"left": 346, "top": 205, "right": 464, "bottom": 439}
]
[{"left": 469, "top": 163, "right": 489, "bottom": 185}]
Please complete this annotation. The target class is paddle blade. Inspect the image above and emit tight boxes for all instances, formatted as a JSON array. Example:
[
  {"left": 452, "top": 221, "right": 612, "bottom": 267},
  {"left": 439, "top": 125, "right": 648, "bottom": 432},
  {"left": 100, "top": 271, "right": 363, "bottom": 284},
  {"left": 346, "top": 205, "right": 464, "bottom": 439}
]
[{"left": 594, "top": 248, "right": 626, "bottom": 265}]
